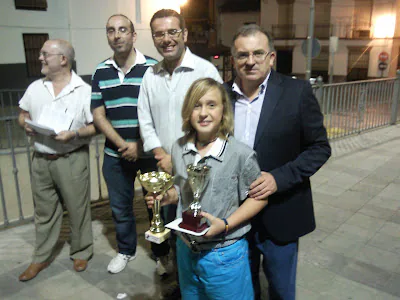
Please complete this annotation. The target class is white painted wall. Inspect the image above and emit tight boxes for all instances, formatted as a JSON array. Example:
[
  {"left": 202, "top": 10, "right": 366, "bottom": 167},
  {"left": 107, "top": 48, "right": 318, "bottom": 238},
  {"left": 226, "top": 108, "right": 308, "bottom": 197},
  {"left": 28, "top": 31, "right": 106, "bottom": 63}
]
[
  {"left": 292, "top": 43, "right": 306, "bottom": 74},
  {"left": 0, "top": 0, "right": 182, "bottom": 75},
  {"left": 0, "top": 0, "right": 69, "bottom": 64},
  {"left": 219, "top": 12, "right": 259, "bottom": 47},
  {"left": 368, "top": 39, "right": 393, "bottom": 77},
  {"left": 260, "top": 0, "right": 278, "bottom": 30},
  {"left": 330, "top": 0, "right": 355, "bottom": 37},
  {"left": 331, "top": 43, "right": 348, "bottom": 76},
  {"left": 292, "top": 1, "right": 309, "bottom": 37}
]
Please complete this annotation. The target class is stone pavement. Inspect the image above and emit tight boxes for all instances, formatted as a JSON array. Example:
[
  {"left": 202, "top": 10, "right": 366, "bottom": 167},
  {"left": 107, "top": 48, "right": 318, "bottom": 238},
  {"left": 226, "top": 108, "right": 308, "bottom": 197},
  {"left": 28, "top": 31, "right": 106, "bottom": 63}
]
[{"left": 0, "top": 125, "right": 400, "bottom": 300}]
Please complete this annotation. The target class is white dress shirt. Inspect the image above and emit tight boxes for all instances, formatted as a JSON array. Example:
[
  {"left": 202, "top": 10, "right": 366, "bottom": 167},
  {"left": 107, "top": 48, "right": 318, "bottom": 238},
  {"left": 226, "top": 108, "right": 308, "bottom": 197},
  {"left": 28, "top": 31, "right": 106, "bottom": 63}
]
[
  {"left": 233, "top": 72, "right": 270, "bottom": 148},
  {"left": 19, "top": 71, "right": 93, "bottom": 154},
  {"left": 138, "top": 48, "right": 222, "bottom": 154}
]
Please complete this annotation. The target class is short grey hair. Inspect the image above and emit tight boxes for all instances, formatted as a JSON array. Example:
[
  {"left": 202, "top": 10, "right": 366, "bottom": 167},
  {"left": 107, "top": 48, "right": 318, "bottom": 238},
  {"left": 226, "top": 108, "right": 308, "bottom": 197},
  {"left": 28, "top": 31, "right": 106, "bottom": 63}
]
[
  {"left": 53, "top": 39, "right": 75, "bottom": 69},
  {"left": 231, "top": 24, "right": 275, "bottom": 55}
]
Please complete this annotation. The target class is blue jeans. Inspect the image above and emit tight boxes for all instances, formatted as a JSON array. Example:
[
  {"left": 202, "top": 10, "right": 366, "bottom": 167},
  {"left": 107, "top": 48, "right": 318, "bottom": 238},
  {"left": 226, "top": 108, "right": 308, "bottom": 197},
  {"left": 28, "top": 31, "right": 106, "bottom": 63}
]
[
  {"left": 176, "top": 238, "right": 253, "bottom": 300},
  {"left": 248, "top": 231, "right": 298, "bottom": 300},
  {"left": 102, "top": 155, "right": 169, "bottom": 257}
]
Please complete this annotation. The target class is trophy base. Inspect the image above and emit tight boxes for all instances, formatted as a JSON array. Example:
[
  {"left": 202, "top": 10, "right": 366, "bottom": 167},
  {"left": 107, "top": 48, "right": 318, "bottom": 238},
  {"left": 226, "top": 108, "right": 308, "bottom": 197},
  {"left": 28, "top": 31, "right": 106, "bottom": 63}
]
[
  {"left": 145, "top": 228, "right": 171, "bottom": 244},
  {"left": 179, "top": 210, "right": 208, "bottom": 233}
]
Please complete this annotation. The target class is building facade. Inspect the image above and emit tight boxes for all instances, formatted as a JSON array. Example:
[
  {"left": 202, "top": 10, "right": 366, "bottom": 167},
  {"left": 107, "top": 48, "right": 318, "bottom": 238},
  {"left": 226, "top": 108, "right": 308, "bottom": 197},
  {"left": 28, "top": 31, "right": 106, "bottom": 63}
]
[
  {"left": 216, "top": 0, "right": 400, "bottom": 82},
  {"left": 0, "top": 0, "right": 183, "bottom": 89},
  {"left": 262, "top": 0, "right": 400, "bottom": 81}
]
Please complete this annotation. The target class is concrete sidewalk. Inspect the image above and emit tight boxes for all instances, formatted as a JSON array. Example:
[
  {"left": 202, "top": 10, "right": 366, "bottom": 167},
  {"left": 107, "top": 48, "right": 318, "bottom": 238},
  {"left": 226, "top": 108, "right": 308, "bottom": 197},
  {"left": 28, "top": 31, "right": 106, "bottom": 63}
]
[{"left": 0, "top": 125, "right": 400, "bottom": 300}]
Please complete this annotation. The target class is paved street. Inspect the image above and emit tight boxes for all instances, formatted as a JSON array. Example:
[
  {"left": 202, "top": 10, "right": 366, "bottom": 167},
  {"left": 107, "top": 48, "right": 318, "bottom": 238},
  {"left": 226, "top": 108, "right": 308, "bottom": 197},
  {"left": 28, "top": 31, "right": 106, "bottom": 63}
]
[{"left": 0, "top": 125, "right": 400, "bottom": 299}]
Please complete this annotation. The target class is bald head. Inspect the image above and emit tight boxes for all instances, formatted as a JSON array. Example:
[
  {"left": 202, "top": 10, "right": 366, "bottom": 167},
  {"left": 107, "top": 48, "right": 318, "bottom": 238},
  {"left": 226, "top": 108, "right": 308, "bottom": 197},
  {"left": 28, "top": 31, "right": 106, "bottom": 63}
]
[{"left": 107, "top": 14, "right": 135, "bottom": 32}]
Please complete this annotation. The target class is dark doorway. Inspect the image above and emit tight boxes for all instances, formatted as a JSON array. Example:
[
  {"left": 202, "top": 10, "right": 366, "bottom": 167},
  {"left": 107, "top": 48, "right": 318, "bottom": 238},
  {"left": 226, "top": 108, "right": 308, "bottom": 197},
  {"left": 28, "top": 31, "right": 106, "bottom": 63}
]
[
  {"left": 347, "top": 68, "right": 368, "bottom": 81},
  {"left": 276, "top": 50, "right": 293, "bottom": 75}
]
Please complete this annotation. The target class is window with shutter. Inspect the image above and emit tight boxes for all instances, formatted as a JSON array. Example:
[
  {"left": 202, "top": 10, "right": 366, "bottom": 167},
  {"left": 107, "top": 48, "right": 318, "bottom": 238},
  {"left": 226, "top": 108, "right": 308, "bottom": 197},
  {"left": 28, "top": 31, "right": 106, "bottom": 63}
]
[
  {"left": 22, "top": 33, "right": 49, "bottom": 77},
  {"left": 347, "top": 46, "right": 370, "bottom": 81},
  {"left": 15, "top": 0, "right": 47, "bottom": 11}
]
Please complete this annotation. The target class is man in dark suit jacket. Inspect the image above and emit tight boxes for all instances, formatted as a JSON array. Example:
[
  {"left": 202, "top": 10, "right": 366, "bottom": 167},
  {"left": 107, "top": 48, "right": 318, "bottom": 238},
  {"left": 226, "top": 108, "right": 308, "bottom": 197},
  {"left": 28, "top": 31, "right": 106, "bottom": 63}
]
[{"left": 226, "top": 24, "right": 331, "bottom": 300}]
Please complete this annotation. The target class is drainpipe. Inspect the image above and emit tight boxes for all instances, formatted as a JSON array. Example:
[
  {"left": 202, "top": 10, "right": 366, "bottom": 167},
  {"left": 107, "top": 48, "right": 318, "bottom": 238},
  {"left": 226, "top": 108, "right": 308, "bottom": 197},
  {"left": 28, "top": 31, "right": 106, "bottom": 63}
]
[
  {"left": 305, "top": 0, "right": 315, "bottom": 81},
  {"left": 136, "top": 0, "right": 141, "bottom": 24},
  {"left": 67, "top": 0, "right": 73, "bottom": 43}
]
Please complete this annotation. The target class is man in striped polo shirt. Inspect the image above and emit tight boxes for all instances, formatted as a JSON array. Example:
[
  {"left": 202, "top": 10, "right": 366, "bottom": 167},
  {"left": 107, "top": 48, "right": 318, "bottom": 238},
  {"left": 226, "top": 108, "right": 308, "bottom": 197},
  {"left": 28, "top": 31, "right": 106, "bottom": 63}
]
[{"left": 91, "top": 14, "right": 170, "bottom": 274}]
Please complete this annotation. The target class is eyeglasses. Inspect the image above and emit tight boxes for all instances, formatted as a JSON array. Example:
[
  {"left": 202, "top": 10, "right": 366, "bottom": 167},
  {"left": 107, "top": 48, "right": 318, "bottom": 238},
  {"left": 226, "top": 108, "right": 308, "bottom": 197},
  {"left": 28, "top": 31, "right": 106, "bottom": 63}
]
[
  {"left": 152, "top": 29, "right": 183, "bottom": 40},
  {"left": 106, "top": 27, "right": 132, "bottom": 37},
  {"left": 234, "top": 51, "right": 271, "bottom": 63},
  {"left": 39, "top": 52, "right": 63, "bottom": 59}
]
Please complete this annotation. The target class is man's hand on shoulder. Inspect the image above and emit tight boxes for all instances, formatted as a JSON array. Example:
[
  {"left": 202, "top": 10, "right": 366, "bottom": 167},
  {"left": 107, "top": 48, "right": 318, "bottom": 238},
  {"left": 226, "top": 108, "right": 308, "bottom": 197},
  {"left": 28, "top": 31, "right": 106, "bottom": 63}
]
[
  {"left": 118, "top": 142, "right": 138, "bottom": 162},
  {"left": 249, "top": 171, "right": 277, "bottom": 200}
]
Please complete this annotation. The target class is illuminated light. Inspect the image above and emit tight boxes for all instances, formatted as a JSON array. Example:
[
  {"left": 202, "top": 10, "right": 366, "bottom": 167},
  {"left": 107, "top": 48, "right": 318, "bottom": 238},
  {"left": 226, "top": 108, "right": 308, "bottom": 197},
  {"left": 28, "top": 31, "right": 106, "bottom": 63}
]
[
  {"left": 179, "top": 0, "right": 188, "bottom": 5},
  {"left": 213, "top": 55, "right": 220, "bottom": 59},
  {"left": 152, "top": 0, "right": 182, "bottom": 12},
  {"left": 373, "top": 14, "right": 395, "bottom": 38}
]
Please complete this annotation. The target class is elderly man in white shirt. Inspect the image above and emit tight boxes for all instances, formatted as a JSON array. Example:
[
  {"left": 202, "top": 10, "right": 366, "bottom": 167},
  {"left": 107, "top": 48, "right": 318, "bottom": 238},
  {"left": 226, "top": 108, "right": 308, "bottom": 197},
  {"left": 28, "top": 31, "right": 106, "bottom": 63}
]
[{"left": 18, "top": 39, "right": 96, "bottom": 282}]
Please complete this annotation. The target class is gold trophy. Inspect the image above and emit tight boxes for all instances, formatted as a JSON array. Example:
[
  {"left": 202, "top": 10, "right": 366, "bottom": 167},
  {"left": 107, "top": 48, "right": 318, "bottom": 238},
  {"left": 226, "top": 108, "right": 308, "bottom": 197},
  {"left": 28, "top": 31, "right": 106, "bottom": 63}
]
[
  {"left": 137, "top": 171, "right": 174, "bottom": 244},
  {"left": 179, "top": 164, "right": 210, "bottom": 232}
]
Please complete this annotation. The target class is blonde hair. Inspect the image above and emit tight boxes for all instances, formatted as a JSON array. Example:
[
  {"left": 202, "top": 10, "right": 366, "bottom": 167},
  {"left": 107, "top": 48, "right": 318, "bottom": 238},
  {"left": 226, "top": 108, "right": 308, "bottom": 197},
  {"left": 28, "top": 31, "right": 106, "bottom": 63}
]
[{"left": 182, "top": 78, "right": 234, "bottom": 141}]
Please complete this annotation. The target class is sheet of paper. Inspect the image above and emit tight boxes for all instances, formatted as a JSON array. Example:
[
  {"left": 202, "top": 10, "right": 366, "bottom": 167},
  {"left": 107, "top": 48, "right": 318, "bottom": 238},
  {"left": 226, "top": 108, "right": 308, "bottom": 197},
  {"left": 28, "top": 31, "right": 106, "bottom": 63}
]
[
  {"left": 25, "top": 119, "right": 56, "bottom": 136},
  {"left": 37, "top": 106, "right": 74, "bottom": 134}
]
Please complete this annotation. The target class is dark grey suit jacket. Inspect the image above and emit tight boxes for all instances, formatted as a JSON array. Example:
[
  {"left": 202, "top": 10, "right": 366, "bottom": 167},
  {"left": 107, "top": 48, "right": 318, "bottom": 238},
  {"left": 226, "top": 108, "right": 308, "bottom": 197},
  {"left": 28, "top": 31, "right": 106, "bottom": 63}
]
[{"left": 225, "top": 70, "right": 331, "bottom": 243}]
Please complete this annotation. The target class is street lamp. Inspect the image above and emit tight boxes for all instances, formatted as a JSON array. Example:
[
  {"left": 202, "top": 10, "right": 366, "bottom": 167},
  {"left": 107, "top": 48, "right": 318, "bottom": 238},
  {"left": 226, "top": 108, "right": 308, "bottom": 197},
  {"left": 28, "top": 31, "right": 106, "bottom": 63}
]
[{"left": 373, "top": 14, "right": 395, "bottom": 38}]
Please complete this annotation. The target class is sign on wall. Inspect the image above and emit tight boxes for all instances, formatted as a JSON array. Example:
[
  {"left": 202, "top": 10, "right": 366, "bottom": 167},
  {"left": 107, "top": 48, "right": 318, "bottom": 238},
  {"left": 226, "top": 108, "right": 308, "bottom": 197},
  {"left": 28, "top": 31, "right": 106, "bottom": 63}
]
[{"left": 378, "top": 52, "right": 389, "bottom": 62}]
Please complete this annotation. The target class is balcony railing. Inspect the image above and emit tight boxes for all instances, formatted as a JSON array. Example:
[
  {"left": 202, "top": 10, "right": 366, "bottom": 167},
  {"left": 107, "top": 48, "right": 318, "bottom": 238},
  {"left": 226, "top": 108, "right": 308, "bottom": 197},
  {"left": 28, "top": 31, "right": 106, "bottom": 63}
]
[
  {"left": 271, "top": 24, "right": 295, "bottom": 39},
  {"left": 314, "top": 24, "right": 332, "bottom": 39},
  {"left": 266, "top": 24, "right": 372, "bottom": 40}
]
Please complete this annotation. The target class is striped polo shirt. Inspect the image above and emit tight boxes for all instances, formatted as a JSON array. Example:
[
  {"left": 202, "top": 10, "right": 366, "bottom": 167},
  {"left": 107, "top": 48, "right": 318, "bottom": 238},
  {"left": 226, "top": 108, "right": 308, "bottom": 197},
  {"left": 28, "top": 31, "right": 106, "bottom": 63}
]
[{"left": 91, "top": 50, "right": 157, "bottom": 157}]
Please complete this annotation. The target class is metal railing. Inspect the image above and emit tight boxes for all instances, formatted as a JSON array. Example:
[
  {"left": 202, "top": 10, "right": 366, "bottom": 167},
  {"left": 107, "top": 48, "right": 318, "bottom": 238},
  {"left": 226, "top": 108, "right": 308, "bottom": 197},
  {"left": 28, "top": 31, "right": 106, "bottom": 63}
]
[
  {"left": 1, "top": 75, "right": 400, "bottom": 228},
  {"left": 0, "top": 126, "right": 107, "bottom": 228},
  {"left": 0, "top": 90, "right": 26, "bottom": 149},
  {"left": 312, "top": 73, "right": 400, "bottom": 139},
  {"left": 0, "top": 91, "right": 107, "bottom": 228},
  {"left": 266, "top": 23, "right": 372, "bottom": 40}
]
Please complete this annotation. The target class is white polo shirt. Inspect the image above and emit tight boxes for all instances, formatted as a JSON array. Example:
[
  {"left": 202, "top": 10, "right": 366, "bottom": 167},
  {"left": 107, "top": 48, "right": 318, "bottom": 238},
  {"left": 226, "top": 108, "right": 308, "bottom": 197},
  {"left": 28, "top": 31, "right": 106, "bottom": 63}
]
[{"left": 19, "top": 71, "right": 93, "bottom": 154}]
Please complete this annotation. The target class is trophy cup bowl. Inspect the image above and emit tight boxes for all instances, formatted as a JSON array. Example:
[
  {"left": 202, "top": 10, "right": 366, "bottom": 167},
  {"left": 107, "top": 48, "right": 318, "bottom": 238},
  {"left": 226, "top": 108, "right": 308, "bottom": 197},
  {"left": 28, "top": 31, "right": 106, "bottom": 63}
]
[
  {"left": 137, "top": 171, "right": 174, "bottom": 244},
  {"left": 179, "top": 164, "right": 210, "bottom": 233}
]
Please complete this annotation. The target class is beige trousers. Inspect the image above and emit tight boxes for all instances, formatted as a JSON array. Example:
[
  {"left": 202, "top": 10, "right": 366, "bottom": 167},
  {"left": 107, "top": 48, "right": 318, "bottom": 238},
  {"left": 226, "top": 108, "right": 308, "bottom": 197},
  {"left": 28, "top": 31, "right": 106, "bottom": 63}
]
[{"left": 31, "top": 147, "right": 93, "bottom": 263}]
